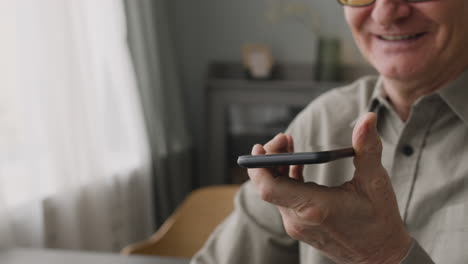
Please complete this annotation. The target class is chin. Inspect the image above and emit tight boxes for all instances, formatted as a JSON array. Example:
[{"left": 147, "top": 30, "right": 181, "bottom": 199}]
[{"left": 372, "top": 61, "right": 426, "bottom": 81}]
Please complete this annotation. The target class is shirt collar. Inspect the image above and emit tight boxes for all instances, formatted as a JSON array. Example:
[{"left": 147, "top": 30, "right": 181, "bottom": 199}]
[
  {"left": 350, "top": 69, "right": 468, "bottom": 128},
  {"left": 349, "top": 76, "right": 388, "bottom": 128},
  {"left": 437, "top": 69, "right": 468, "bottom": 126}
]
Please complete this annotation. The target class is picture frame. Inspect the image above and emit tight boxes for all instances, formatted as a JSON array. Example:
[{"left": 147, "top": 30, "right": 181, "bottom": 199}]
[{"left": 242, "top": 43, "right": 274, "bottom": 80}]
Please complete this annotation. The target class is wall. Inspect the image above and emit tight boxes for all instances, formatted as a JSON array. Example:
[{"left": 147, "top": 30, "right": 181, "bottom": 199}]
[{"left": 166, "top": 0, "right": 368, "bottom": 185}]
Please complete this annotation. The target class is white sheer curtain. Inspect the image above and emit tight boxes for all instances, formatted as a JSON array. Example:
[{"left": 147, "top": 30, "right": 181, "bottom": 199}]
[
  {"left": 124, "top": 0, "right": 193, "bottom": 224},
  {"left": 0, "top": 0, "right": 154, "bottom": 251}
]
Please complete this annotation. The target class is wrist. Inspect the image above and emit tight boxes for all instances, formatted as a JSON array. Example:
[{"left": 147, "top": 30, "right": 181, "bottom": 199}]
[{"left": 364, "top": 229, "right": 413, "bottom": 264}]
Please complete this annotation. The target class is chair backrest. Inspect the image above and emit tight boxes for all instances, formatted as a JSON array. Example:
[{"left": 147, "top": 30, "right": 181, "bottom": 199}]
[{"left": 121, "top": 184, "right": 241, "bottom": 258}]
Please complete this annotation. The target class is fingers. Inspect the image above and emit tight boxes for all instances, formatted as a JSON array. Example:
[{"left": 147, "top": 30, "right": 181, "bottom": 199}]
[
  {"left": 290, "top": 164, "right": 304, "bottom": 181},
  {"left": 352, "top": 113, "right": 393, "bottom": 201},
  {"left": 248, "top": 136, "right": 287, "bottom": 189},
  {"left": 285, "top": 134, "right": 304, "bottom": 181},
  {"left": 286, "top": 134, "right": 294, "bottom": 153},
  {"left": 253, "top": 133, "right": 297, "bottom": 178},
  {"left": 255, "top": 175, "right": 329, "bottom": 224},
  {"left": 278, "top": 187, "right": 330, "bottom": 226},
  {"left": 352, "top": 112, "right": 383, "bottom": 175},
  {"left": 248, "top": 133, "right": 311, "bottom": 211},
  {"left": 263, "top": 133, "right": 290, "bottom": 154},
  {"left": 251, "top": 143, "right": 266, "bottom": 155}
]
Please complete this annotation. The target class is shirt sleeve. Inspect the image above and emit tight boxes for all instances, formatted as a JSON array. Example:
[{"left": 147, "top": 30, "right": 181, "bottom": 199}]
[
  {"left": 191, "top": 181, "right": 299, "bottom": 264},
  {"left": 400, "top": 239, "right": 435, "bottom": 264}
]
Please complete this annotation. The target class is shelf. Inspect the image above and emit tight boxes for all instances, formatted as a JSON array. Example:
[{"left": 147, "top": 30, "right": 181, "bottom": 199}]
[
  {"left": 207, "top": 61, "right": 375, "bottom": 83},
  {"left": 204, "top": 62, "right": 376, "bottom": 185}
]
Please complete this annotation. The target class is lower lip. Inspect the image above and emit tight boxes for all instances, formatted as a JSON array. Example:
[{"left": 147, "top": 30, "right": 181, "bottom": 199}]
[{"left": 374, "top": 33, "right": 429, "bottom": 52}]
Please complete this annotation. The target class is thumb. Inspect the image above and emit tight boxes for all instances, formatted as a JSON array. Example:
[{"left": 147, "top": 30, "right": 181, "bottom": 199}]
[
  {"left": 352, "top": 113, "right": 398, "bottom": 212},
  {"left": 352, "top": 112, "right": 383, "bottom": 176}
]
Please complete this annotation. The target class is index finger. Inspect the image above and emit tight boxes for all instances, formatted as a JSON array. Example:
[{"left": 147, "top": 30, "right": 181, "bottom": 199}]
[{"left": 248, "top": 149, "right": 329, "bottom": 212}]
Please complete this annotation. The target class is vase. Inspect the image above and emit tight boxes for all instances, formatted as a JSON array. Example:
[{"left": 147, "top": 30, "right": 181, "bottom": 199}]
[{"left": 315, "top": 37, "right": 342, "bottom": 81}]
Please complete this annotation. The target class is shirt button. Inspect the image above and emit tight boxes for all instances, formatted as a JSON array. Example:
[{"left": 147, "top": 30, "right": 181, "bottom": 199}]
[{"left": 402, "top": 145, "right": 414, "bottom": 156}]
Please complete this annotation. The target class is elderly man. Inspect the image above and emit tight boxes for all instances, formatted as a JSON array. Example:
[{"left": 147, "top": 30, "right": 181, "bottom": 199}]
[{"left": 193, "top": 0, "right": 468, "bottom": 263}]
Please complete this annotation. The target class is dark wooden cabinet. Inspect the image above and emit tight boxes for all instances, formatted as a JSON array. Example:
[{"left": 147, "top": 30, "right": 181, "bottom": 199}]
[{"left": 204, "top": 62, "right": 374, "bottom": 185}]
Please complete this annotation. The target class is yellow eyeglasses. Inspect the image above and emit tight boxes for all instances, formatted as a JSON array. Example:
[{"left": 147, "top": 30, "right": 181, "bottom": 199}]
[{"left": 338, "top": 0, "right": 429, "bottom": 7}]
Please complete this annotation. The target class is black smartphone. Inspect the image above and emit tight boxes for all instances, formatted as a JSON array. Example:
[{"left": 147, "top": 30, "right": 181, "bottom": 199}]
[{"left": 237, "top": 147, "right": 355, "bottom": 168}]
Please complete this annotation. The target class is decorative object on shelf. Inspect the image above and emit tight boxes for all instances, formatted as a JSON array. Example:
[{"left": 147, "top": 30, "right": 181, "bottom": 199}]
[
  {"left": 242, "top": 43, "right": 274, "bottom": 80},
  {"left": 316, "top": 37, "right": 342, "bottom": 81},
  {"left": 264, "top": 0, "right": 343, "bottom": 81}
]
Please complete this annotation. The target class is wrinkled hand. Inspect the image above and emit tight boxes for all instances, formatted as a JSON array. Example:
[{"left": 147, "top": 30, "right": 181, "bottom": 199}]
[{"left": 248, "top": 113, "right": 412, "bottom": 264}]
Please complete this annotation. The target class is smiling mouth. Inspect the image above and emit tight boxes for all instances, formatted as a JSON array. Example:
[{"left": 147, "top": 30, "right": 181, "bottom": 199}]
[{"left": 378, "top": 32, "right": 427, "bottom": 41}]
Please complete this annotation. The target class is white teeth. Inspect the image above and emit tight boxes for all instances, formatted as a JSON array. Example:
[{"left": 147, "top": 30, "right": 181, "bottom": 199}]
[{"left": 380, "top": 34, "right": 419, "bottom": 41}]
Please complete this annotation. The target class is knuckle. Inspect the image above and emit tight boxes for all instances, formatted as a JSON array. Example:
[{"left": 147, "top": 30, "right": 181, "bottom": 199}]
[
  {"left": 295, "top": 205, "right": 326, "bottom": 225},
  {"left": 308, "top": 232, "right": 327, "bottom": 250},
  {"left": 368, "top": 169, "right": 392, "bottom": 191},
  {"left": 371, "top": 175, "right": 388, "bottom": 190},
  {"left": 251, "top": 144, "right": 262, "bottom": 155},
  {"left": 284, "top": 222, "right": 305, "bottom": 240},
  {"left": 370, "top": 177, "right": 395, "bottom": 203},
  {"left": 247, "top": 168, "right": 260, "bottom": 179},
  {"left": 258, "top": 183, "right": 275, "bottom": 202},
  {"left": 365, "top": 140, "right": 382, "bottom": 155}
]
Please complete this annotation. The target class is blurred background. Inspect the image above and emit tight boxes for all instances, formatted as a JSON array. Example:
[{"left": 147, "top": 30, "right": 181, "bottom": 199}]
[{"left": 0, "top": 0, "right": 371, "bottom": 256}]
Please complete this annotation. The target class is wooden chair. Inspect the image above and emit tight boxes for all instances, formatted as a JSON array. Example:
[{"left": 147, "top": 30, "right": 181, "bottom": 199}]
[{"left": 121, "top": 184, "right": 241, "bottom": 258}]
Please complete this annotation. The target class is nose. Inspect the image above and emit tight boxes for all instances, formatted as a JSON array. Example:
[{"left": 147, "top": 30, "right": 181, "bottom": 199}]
[{"left": 371, "top": 0, "right": 411, "bottom": 28}]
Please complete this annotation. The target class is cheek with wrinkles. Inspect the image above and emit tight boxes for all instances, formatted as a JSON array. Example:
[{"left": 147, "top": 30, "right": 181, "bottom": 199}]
[
  {"left": 344, "top": 9, "right": 369, "bottom": 59},
  {"left": 344, "top": 6, "right": 372, "bottom": 30}
]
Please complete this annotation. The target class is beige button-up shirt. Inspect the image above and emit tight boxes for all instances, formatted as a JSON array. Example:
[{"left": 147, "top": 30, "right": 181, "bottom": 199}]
[{"left": 193, "top": 71, "right": 468, "bottom": 263}]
